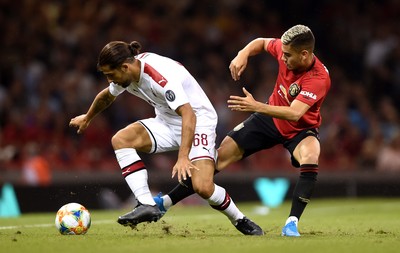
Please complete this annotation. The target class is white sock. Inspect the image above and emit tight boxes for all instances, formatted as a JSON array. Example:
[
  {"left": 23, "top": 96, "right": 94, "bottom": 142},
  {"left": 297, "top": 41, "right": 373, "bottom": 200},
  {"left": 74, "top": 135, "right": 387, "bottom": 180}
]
[
  {"left": 125, "top": 170, "right": 155, "bottom": 205},
  {"left": 207, "top": 184, "right": 244, "bottom": 224},
  {"left": 161, "top": 195, "right": 173, "bottom": 209},
  {"left": 115, "top": 148, "right": 155, "bottom": 206},
  {"left": 285, "top": 216, "right": 299, "bottom": 226}
]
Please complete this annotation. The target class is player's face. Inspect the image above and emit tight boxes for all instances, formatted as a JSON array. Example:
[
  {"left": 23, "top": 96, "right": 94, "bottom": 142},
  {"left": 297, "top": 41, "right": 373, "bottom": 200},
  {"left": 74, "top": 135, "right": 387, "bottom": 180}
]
[
  {"left": 100, "top": 64, "right": 131, "bottom": 88},
  {"left": 281, "top": 44, "right": 307, "bottom": 71}
]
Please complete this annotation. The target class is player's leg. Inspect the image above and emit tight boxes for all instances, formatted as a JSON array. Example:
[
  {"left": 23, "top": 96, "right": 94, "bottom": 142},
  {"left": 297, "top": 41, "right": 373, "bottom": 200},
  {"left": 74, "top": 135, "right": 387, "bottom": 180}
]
[
  {"left": 282, "top": 134, "right": 320, "bottom": 237},
  {"left": 189, "top": 139, "right": 263, "bottom": 235},
  {"left": 154, "top": 135, "right": 244, "bottom": 212},
  {"left": 155, "top": 113, "right": 274, "bottom": 212},
  {"left": 154, "top": 176, "right": 195, "bottom": 213},
  {"left": 216, "top": 134, "right": 245, "bottom": 169},
  {"left": 113, "top": 119, "right": 174, "bottom": 227}
]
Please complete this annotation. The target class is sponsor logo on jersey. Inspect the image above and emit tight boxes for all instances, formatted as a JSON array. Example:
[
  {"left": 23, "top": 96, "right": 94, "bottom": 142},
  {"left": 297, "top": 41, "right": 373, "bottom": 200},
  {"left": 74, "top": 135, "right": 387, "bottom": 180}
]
[
  {"left": 300, "top": 90, "right": 317, "bottom": 100},
  {"left": 165, "top": 90, "right": 176, "bottom": 102}
]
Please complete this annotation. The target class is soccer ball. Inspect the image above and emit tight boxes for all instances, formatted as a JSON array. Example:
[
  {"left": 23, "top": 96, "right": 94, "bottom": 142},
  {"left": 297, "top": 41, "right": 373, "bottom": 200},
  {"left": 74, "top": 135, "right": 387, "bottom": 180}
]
[{"left": 55, "top": 203, "right": 91, "bottom": 235}]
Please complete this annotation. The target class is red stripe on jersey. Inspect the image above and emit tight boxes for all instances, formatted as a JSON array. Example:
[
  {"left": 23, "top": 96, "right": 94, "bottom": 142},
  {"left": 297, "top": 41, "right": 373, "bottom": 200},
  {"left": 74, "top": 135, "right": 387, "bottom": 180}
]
[
  {"left": 121, "top": 161, "right": 145, "bottom": 178},
  {"left": 144, "top": 63, "right": 168, "bottom": 87},
  {"left": 136, "top": 53, "right": 148, "bottom": 59}
]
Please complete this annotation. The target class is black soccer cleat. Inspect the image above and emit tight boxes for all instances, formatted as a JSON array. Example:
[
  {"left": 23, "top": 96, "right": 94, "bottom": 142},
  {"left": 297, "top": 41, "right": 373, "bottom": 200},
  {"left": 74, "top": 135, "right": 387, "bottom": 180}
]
[
  {"left": 234, "top": 217, "right": 264, "bottom": 235},
  {"left": 117, "top": 203, "right": 162, "bottom": 227}
]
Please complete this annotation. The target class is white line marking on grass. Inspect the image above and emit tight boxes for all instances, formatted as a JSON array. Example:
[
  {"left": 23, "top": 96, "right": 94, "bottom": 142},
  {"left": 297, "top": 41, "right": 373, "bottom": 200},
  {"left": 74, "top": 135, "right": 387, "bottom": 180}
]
[
  {"left": 0, "top": 224, "right": 53, "bottom": 230},
  {"left": 0, "top": 219, "right": 115, "bottom": 230}
]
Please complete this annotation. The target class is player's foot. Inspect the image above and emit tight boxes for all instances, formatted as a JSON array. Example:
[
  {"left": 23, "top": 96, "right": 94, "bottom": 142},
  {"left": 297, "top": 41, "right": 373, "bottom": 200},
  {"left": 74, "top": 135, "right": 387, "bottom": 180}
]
[
  {"left": 117, "top": 202, "right": 162, "bottom": 228},
  {"left": 153, "top": 192, "right": 167, "bottom": 214},
  {"left": 234, "top": 217, "right": 264, "bottom": 235},
  {"left": 281, "top": 221, "right": 301, "bottom": 237}
]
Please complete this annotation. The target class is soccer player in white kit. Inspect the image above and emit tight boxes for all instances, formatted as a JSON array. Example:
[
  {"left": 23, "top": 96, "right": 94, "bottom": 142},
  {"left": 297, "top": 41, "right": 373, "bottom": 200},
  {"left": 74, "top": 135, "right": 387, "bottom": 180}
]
[{"left": 69, "top": 41, "right": 263, "bottom": 235}]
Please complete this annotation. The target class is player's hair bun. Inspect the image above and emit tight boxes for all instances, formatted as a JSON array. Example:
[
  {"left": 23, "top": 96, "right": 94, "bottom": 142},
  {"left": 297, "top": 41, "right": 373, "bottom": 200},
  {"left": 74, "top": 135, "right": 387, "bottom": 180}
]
[{"left": 129, "top": 41, "right": 142, "bottom": 56}]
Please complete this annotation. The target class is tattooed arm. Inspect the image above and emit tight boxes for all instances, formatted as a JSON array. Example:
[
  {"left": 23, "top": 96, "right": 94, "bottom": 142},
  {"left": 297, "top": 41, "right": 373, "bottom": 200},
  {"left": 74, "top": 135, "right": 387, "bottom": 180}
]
[{"left": 69, "top": 88, "right": 116, "bottom": 134}]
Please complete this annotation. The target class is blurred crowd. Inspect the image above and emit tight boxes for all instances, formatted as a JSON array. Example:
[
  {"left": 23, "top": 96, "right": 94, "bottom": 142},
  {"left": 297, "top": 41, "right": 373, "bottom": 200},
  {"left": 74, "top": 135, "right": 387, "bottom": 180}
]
[{"left": 1, "top": 0, "right": 400, "bottom": 185}]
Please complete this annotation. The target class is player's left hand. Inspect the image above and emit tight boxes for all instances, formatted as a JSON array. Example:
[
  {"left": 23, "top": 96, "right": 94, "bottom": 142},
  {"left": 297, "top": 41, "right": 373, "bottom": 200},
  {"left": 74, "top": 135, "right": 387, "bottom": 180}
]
[{"left": 227, "top": 87, "right": 261, "bottom": 112}]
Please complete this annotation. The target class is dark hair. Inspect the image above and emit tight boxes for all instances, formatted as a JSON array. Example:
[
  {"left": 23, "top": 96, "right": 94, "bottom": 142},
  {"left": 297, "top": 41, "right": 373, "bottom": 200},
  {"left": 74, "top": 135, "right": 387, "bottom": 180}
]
[
  {"left": 97, "top": 41, "right": 142, "bottom": 69},
  {"left": 290, "top": 32, "right": 315, "bottom": 52}
]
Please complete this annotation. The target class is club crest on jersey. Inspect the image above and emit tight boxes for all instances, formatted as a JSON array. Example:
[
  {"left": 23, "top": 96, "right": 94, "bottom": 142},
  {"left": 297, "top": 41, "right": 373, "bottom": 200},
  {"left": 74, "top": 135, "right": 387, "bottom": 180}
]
[
  {"left": 289, "top": 83, "right": 300, "bottom": 97},
  {"left": 165, "top": 90, "right": 176, "bottom": 102}
]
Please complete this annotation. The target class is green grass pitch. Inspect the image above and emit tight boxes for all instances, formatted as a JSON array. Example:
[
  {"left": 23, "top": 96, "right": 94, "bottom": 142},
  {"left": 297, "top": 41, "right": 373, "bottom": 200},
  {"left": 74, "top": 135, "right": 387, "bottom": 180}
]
[{"left": 1, "top": 198, "right": 399, "bottom": 253}]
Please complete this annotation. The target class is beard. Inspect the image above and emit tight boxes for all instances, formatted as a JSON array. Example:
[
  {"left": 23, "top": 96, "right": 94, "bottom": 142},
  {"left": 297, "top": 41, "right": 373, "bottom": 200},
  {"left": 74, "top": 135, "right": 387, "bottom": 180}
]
[{"left": 118, "top": 80, "right": 131, "bottom": 88}]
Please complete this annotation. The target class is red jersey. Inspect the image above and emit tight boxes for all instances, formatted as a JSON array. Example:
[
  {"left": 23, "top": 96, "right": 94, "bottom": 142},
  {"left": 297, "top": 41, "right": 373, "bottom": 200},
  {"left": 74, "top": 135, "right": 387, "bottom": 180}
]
[{"left": 267, "top": 39, "right": 331, "bottom": 139}]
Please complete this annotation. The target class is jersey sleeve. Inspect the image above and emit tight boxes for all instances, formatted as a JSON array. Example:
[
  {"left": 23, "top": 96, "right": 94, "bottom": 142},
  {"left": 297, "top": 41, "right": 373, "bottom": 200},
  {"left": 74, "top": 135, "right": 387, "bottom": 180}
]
[
  {"left": 163, "top": 82, "right": 189, "bottom": 111},
  {"left": 108, "top": 82, "right": 125, "bottom": 96},
  {"left": 266, "top": 39, "right": 281, "bottom": 59},
  {"left": 296, "top": 77, "right": 329, "bottom": 106}
]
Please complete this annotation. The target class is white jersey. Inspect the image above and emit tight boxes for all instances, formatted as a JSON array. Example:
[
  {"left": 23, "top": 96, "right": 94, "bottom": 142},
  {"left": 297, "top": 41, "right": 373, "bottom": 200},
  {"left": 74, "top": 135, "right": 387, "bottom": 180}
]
[{"left": 109, "top": 53, "right": 217, "bottom": 127}]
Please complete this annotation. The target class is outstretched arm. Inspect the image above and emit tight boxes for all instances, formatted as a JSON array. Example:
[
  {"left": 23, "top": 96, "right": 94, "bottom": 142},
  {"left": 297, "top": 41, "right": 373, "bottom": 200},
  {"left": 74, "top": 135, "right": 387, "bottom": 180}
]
[
  {"left": 69, "top": 87, "right": 116, "bottom": 133},
  {"left": 228, "top": 87, "right": 310, "bottom": 121},
  {"left": 229, "top": 38, "right": 273, "bottom": 81}
]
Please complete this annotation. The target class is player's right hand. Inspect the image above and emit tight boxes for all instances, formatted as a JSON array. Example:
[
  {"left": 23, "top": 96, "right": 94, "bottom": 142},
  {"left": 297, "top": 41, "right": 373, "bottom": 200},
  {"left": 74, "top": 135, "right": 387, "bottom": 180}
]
[
  {"left": 69, "top": 114, "right": 90, "bottom": 134},
  {"left": 171, "top": 157, "right": 199, "bottom": 184},
  {"left": 229, "top": 53, "right": 248, "bottom": 81}
]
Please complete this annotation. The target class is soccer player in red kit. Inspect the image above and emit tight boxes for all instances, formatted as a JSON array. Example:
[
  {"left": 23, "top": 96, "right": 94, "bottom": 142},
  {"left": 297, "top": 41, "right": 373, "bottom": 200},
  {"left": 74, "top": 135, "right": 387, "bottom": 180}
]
[{"left": 154, "top": 25, "right": 331, "bottom": 237}]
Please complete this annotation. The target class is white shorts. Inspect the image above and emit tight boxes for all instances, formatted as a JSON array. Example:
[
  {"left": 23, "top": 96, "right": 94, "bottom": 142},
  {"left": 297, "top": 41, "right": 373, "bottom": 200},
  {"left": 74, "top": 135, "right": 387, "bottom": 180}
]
[{"left": 139, "top": 117, "right": 217, "bottom": 162}]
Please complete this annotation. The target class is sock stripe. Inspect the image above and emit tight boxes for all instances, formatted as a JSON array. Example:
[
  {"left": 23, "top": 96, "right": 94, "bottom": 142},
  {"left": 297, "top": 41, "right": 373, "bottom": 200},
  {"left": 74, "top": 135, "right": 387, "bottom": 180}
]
[
  {"left": 300, "top": 164, "right": 318, "bottom": 173},
  {"left": 300, "top": 168, "right": 318, "bottom": 173},
  {"left": 121, "top": 161, "right": 145, "bottom": 178},
  {"left": 210, "top": 192, "right": 231, "bottom": 211}
]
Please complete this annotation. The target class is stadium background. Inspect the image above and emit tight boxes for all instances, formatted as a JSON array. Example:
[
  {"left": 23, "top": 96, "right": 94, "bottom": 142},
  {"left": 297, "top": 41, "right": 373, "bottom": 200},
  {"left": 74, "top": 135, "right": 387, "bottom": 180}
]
[{"left": 1, "top": 0, "right": 400, "bottom": 212}]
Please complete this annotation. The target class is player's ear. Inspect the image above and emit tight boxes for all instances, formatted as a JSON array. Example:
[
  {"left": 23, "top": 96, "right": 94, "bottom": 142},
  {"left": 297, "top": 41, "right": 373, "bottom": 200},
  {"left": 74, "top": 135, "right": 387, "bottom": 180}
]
[
  {"left": 301, "top": 49, "right": 309, "bottom": 60},
  {"left": 120, "top": 63, "right": 130, "bottom": 72}
]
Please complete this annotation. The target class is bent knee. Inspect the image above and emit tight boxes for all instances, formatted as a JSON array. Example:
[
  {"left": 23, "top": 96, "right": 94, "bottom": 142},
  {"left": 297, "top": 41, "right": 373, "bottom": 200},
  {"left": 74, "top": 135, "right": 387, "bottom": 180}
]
[
  {"left": 299, "top": 153, "right": 319, "bottom": 165},
  {"left": 193, "top": 180, "right": 214, "bottom": 199},
  {"left": 111, "top": 132, "right": 130, "bottom": 149}
]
